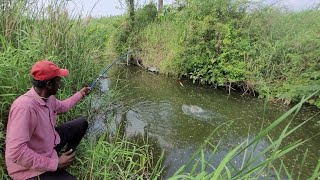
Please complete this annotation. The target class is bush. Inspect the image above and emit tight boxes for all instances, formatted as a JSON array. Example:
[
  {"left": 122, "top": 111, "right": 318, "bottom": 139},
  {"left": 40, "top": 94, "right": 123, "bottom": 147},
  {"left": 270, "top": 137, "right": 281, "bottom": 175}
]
[{"left": 119, "top": 0, "right": 320, "bottom": 106}]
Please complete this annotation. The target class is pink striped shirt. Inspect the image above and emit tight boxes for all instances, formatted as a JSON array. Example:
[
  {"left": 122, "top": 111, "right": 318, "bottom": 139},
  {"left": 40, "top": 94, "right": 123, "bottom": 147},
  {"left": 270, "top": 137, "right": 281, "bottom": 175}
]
[{"left": 5, "top": 87, "right": 82, "bottom": 180}]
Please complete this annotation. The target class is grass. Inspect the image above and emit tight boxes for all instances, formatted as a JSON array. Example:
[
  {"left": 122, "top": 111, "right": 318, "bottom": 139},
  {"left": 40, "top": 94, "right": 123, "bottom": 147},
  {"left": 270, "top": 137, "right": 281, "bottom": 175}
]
[{"left": 68, "top": 134, "right": 164, "bottom": 179}]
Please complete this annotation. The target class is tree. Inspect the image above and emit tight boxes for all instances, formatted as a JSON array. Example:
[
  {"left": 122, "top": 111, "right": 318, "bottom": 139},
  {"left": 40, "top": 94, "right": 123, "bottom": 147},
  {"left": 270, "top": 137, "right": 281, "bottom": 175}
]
[
  {"left": 158, "top": 0, "right": 163, "bottom": 11},
  {"left": 126, "top": 0, "right": 135, "bottom": 29}
]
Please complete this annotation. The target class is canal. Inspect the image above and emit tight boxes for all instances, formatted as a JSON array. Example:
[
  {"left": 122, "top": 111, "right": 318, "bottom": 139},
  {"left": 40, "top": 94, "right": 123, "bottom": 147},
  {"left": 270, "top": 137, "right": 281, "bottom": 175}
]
[{"left": 89, "top": 65, "right": 320, "bottom": 179}]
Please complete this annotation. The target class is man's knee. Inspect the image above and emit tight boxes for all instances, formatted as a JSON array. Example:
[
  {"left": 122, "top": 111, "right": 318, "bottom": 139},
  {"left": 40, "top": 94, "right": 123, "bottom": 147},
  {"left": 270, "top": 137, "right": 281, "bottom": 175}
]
[{"left": 77, "top": 117, "right": 88, "bottom": 133}]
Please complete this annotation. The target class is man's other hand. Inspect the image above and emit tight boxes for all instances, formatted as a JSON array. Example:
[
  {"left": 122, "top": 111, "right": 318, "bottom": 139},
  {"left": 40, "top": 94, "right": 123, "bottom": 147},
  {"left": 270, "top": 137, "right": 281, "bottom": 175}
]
[{"left": 58, "top": 149, "right": 75, "bottom": 169}]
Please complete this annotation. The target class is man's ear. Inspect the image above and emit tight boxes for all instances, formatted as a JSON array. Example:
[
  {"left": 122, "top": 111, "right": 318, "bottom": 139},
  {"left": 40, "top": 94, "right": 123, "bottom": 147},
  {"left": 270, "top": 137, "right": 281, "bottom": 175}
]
[{"left": 46, "top": 80, "right": 53, "bottom": 89}]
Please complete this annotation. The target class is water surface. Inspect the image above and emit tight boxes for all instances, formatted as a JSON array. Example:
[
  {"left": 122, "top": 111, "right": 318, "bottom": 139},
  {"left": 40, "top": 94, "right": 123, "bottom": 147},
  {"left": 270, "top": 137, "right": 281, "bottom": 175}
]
[{"left": 89, "top": 66, "right": 320, "bottom": 178}]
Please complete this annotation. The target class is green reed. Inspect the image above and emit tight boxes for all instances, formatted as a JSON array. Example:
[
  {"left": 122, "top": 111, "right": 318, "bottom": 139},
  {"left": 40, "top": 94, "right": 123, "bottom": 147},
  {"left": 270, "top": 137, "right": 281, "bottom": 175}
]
[{"left": 68, "top": 134, "right": 164, "bottom": 180}]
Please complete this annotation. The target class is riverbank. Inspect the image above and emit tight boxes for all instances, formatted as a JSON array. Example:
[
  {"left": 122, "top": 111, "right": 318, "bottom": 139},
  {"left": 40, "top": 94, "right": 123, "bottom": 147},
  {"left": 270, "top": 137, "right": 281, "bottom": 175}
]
[{"left": 111, "top": 0, "right": 320, "bottom": 108}]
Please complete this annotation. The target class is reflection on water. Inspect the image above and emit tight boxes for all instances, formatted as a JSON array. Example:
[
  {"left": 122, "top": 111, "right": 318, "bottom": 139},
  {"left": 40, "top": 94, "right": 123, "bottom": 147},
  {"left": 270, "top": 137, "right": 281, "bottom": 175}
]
[
  {"left": 88, "top": 66, "right": 320, "bottom": 179},
  {"left": 125, "top": 101, "right": 175, "bottom": 138}
]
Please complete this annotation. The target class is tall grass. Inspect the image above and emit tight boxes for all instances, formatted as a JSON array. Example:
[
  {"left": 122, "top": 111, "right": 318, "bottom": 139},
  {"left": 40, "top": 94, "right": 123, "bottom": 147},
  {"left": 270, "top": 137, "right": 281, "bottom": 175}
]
[
  {"left": 69, "top": 134, "right": 164, "bottom": 179},
  {"left": 244, "top": 8, "right": 320, "bottom": 104},
  {"left": 0, "top": 0, "right": 101, "bottom": 118}
]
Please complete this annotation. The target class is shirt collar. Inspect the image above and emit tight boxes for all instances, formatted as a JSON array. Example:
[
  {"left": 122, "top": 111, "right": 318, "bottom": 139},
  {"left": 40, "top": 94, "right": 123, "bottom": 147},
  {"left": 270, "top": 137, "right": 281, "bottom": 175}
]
[{"left": 26, "top": 86, "right": 47, "bottom": 106}]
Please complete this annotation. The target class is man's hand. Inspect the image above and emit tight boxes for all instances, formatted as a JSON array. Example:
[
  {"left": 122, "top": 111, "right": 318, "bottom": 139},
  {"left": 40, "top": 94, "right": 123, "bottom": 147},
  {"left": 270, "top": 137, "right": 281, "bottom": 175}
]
[
  {"left": 79, "top": 87, "right": 91, "bottom": 97},
  {"left": 58, "top": 149, "right": 75, "bottom": 169}
]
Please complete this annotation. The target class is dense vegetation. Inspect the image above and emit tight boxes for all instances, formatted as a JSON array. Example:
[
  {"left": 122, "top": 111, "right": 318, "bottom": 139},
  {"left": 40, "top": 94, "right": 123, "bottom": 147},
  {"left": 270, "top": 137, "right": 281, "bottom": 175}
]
[
  {"left": 114, "top": 0, "right": 320, "bottom": 108},
  {"left": 0, "top": 0, "right": 319, "bottom": 179}
]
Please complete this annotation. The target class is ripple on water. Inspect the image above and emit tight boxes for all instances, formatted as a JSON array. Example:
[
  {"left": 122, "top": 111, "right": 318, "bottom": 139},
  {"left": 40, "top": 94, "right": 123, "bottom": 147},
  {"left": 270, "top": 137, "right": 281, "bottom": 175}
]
[{"left": 181, "top": 104, "right": 224, "bottom": 122}]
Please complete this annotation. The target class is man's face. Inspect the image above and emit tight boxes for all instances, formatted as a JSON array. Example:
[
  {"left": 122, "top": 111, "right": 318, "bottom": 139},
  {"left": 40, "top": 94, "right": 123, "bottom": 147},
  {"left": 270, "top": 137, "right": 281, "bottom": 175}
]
[{"left": 47, "top": 76, "right": 61, "bottom": 95}]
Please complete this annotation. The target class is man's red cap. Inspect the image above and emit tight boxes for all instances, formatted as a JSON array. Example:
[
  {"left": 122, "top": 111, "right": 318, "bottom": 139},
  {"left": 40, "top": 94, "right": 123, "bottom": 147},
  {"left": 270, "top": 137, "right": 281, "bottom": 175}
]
[{"left": 31, "top": 60, "right": 69, "bottom": 81}]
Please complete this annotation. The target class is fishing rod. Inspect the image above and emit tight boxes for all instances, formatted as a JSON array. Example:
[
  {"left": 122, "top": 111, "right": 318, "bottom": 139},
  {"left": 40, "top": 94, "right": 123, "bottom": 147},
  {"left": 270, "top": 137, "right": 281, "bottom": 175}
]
[{"left": 88, "top": 50, "right": 134, "bottom": 93}]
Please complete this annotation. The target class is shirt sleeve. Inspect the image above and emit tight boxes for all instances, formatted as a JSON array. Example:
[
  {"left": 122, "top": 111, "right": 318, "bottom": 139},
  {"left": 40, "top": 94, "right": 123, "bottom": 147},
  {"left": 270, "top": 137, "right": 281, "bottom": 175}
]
[
  {"left": 55, "top": 92, "right": 82, "bottom": 114},
  {"left": 5, "top": 107, "right": 58, "bottom": 172}
]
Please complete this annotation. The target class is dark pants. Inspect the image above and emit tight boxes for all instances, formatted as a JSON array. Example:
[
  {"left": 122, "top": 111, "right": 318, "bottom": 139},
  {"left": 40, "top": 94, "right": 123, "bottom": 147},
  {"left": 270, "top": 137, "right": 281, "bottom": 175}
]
[
  {"left": 28, "top": 118, "right": 88, "bottom": 180},
  {"left": 55, "top": 117, "right": 88, "bottom": 153}
]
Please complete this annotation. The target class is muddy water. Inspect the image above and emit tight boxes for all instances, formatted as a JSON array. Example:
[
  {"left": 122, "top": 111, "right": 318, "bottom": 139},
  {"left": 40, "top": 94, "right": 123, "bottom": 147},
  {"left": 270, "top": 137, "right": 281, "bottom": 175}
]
[{"left": 88, "top": 66, "right": 320, "bottom": 179}]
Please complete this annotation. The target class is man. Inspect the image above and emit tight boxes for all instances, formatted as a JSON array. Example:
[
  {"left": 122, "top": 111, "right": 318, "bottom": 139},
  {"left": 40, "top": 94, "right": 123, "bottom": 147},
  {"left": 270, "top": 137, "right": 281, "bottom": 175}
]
[{"left": 5, "top": 60, "right": 91, "bottom": 180}]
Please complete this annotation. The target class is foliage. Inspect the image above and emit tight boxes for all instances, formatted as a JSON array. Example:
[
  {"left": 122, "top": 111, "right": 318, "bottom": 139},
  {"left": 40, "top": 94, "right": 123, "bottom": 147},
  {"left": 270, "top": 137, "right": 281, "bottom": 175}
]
[
  {"left": 117, "top": 0, "right": 320, "bottom": 107},
  {"left": 113, "top": 0, "right": 136, "bottom": 53},
  {"left": 135, "top": 2, "right": 157, "bottom": 29},
  {"left": 243, "top": 8, "right": 320, "bottom": 105},
  {"left": 89, "top": 16, "right": 125, "bottom": 55},
  {"left": 178, "top": 15, "right": 248, "bottom": 86},
  {"left": 114, "top": 2, "right": 158, "bottom": 54}
]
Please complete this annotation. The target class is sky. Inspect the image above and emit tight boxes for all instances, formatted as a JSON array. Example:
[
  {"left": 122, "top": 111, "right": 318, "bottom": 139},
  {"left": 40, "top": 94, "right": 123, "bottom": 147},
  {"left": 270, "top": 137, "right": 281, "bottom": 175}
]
[
  {"left": 66, "top": 0, "right": 319, "bottom": 17},
  {"left": 67, "top": 0, "right": 175, "bottom": 17}
]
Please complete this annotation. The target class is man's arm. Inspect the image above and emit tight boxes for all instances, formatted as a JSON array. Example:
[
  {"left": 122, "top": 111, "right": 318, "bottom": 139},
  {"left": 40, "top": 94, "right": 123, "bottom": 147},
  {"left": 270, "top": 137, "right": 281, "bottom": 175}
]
[
  {"left": 55, "top": 87, "right": 90, "bottom": 114},
  {"left": 6, "top": 107, "right": 58, "bottom": 172}
]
